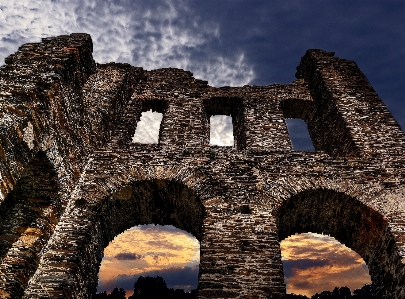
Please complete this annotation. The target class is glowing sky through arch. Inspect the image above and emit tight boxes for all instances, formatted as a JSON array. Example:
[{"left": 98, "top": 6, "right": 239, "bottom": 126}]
[
  {"left": 97, "top": 224, "right": 200, "bottom": 297},
  {"left": 281, "top": 233, "right": 372, "bottom": 297}
]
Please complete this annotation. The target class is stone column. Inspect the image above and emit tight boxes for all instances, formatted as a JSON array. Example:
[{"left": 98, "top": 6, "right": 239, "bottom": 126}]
[
  {"left": 243, "top": 90, "right": 292, "bottom": 152},
  {"left": 159, "top": 98, "right": 207, "bottom": 151},
  {"left": 199, "top": 200, "right": 286, "bottom": 298},
  {"left": 21, "top": 197, "right": 104, "bottom": 299}
]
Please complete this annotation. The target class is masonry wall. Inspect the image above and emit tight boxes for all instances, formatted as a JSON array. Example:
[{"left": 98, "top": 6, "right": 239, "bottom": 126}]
[{"left": 0, "top": 34, "right": 404, "bottom": 299}]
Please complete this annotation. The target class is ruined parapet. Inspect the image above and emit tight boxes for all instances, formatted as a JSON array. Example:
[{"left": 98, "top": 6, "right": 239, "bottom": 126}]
[
  {"left": 82, "top": 62, "right": 144, "bottom": 147},
  {"left": 0, "top": 33, "right": 95, "bottom": 201},
  {"left": 0, "top": 34, "right": 404, "bottom": 299},
  {"left": 296, "top": 49, "right": 405, "bottom": 157}
]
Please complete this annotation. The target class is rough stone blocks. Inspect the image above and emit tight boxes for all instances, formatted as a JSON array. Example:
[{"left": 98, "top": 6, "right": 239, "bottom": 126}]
[{"left": 0, "top": 34, "right": 404, "bottom": 298}]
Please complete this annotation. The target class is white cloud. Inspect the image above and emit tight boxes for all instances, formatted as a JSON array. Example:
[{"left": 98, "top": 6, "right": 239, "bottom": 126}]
[
  {"left": 0, "top": 0, "right": 254, "bottom": 87},
  {"left": 132, "top": 110, "right": 163, "bottom": 144},
  {"left": 0, "top": 0, "right": 253, "bottom": 145},
  {"left": 210, "top": 115, "right": 234, "bottom": 146}
]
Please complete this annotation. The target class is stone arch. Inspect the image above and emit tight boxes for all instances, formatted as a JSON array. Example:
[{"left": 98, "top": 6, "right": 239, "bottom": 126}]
[
  {"left": 276, "top": 188, "right": 405, "bottom": 299},
  {"left": 89, "top": 178, "right": 205, "bottom": 297},
  {"left": 22, "top": 164, "right": 208, "bottom": 299},
  {"left": 0, "top": 151, "right": 61, "bottom": 299},
  {"left": 99, "top": 178, "right": 205, "bottom": 247}
]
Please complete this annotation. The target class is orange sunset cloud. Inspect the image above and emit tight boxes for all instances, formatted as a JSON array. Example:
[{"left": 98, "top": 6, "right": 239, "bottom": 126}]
[
  {"left": 281, "top": 233, "right": 372, "bottom": 297},
  {"left": 97, "top": 229, "right": 372, "bottom": 298},
  {"left": 97, "top": 225, "right": 200, "bottom": 297}
]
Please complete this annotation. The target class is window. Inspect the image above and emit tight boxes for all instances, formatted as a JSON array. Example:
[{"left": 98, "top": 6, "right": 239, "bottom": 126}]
[
  {"left": 204, "top": 97, "right": 245, "bottom": 149},
  {"left": 285, "top": 118, "right": 314, "bottom": 151},
  {"left": 132, "top": 109, "right": 163, "bottom": 144},
  {"left": 209, "top": 115, "right": 234, "bottom": 146}
]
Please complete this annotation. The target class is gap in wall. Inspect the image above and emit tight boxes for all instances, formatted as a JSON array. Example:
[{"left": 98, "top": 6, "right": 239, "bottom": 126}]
[
  {"left": 280, "top": 232, "right": 372, "bottom": 298},
  {"left": 132, "top": 110, "right": 163, "bottom": 144},
  {"left": 96, "top": 224, "right": 200, "bottom": 298},
  {"left": 210, "top": 115, "right": 234, "bottom": 146},
  {"left": 285, "top": 118, "right": 315, "bottom": 151}
]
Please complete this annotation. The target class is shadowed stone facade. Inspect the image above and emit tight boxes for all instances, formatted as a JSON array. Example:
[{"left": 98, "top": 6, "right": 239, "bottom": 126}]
[{"left": 0, "top": 34, "right": 404, "bottom": 299}]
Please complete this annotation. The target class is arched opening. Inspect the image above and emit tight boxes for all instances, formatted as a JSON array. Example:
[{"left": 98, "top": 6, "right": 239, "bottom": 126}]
[
  {"left": 92, "top": 179, "right": 205, "bottom": 298},
  {"left": 277, "top": 189, "right": 404, "bottom": 299},
  {"left": 280, "top": 232, "right": 372, "bottom": 297},
  {"left": 0, "top": 151, "right": 61, "bottom": 299},
  {"left": 96, "top": 224, "right": 199, "bottom": 297}
]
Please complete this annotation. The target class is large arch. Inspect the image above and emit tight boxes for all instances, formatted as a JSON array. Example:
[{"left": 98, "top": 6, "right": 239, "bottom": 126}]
[
  {"left": 276, "top": 188, "right": 405, "bottom": 299},
  {"left": 21, "top": 173, "right": 206, "bottom": 299},
  {"left": 98, "top": 179, "right": 205, "bottom": 249},
  {"left": 92, "top": 179, "right": 205, "bottom": 296}
]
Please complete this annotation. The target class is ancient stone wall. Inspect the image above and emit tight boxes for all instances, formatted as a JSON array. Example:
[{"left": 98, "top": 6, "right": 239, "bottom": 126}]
[{"left": 0, "top": 34, "right": 404, "bottom": 299}]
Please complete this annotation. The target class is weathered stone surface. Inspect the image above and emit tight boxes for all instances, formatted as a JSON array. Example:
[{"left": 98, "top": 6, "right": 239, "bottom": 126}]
[{"left": 0, "top": 34, "right": 404, "bottom": 299}]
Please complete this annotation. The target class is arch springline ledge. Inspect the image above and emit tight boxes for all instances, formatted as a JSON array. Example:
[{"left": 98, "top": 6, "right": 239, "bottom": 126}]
[{"left": 0, "top": 33, "right": 404, "bottom": 298}]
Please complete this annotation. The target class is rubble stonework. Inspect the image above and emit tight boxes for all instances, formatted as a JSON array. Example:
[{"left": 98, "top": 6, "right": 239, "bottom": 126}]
[{"left": 0, "top": 33, "right": 404, "bottom": 299}]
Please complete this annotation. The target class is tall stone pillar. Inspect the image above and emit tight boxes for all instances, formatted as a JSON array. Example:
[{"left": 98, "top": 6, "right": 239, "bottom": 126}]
[{"left": 199, "top": 200, "right": 286, "bottom": 298}]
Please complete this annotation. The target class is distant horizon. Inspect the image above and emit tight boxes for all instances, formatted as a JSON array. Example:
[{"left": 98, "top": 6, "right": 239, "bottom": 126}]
[{"left": 97, "top": 225, "right": 372, "bottom": 298}]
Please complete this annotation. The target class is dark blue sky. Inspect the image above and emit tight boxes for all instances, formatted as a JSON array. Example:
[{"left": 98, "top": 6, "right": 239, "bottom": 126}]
[
  {"left": 1, "top": 1, "right": 404, "bottom": 130},
  {"left": 192, "top": 1, "right": 405, "bottom": 129}
]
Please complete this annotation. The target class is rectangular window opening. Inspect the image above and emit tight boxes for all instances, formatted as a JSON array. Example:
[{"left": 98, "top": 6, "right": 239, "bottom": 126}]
[
  {"left": 132, "top": 109, "right": 163, "bottom": 144},
  {"left": 209, "top": 115, "right": 234, "bottom": 146},
  {"left": 285, "top": 118, "right": 315, "bottom": 151}
]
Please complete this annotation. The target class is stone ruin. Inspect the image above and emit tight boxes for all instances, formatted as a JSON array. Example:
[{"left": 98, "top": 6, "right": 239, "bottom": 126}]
[{"left": 0, "top": 33, "right": 404, "bottom": 299}]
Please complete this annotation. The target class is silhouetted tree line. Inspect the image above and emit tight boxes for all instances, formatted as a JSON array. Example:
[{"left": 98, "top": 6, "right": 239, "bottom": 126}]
[
  {"left": 93, "top": 276, "right": 197, "bottom": 299},
  {"left": 287, "top": 284, "right": 376, "bottom": 299},
  {"left": 93, "top": 287, "right": 126, "bottom": 299},
  {"left": 94, "top": 277, "right": 376, "bottom": 299}
]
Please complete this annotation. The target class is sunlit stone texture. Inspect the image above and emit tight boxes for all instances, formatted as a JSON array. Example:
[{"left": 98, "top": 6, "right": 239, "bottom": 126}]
[{"left": 0, "top": 34, "right": 404, "bottom": 299}]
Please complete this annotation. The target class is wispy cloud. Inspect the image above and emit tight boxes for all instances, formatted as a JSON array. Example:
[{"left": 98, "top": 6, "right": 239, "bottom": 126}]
[
  {"left": 0, "top": 0, "right": 254, "bottom": 87},
  {"left": 282, "top": 259, "right": 329, "bottom": 279},
  {"left": 132, "top": 110, "right": 163, "bottom": 144},
  {"left": 146, "top": 241, "right": 182, "bottom": 251},
  {"left": 210, "top": 115, "right": 234, "bottom": 146}
]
